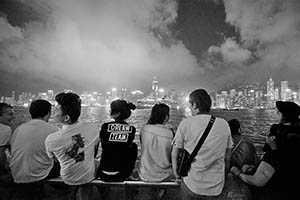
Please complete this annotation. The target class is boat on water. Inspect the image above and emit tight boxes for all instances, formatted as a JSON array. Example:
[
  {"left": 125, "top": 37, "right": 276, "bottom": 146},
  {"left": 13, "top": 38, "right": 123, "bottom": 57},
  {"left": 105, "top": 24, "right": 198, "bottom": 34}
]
[{"left": 136, "top": 97, "right": 181, "bottom": 110}]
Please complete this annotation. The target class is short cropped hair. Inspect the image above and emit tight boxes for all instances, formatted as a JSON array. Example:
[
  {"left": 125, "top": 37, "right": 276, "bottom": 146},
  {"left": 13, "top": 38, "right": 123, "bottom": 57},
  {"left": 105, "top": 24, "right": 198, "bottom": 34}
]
[
  {"left": 29, "top": 99, "right": 52, "bottom": 119},
  {"left": 55, "top": 92, "right": 81, "bottom": 123},
  {"left": 110, "top": 99, "right": 136, "bottom": 121},
  {"left": 228, "top": 119, "right": 241, "bottom": 136},
  {"left": 189, "top": 89, "right": 212, "bottom": 112},
  {"left": 147, "top": 103, "right": 170, "bottom": 125},
  {"left": 0, "top": 103, "right": 13, "bottom": 116}
]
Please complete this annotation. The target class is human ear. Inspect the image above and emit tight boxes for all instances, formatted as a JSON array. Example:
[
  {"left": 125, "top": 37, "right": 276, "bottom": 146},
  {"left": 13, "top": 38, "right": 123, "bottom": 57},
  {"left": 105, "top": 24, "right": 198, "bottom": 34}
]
[
  {"left": 64, "top": 115, "right": 70, "bottom": 123},
  {"left": 270, "top": 135, "right": 276, "bottom": 142}
]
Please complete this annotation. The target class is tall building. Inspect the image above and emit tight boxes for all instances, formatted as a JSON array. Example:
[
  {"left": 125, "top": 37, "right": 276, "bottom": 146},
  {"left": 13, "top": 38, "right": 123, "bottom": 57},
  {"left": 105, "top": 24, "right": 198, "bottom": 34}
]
[
  {"left": 47, "top": 90, "right": 54, "bottom": 100},
  {"left": 112, "top": 88, "right": 117, "bottom": 100},
  {"left": 281, "top": 81, "right": 289, "bottom": 101},
  {"left": 267, "top": 78, "right": 275, "bottom": 107},
  {"left": 267, "top": 78, "right": 274, "bottom": 99},
  {"left": 152, "top": 76, "right": 159, "bottom": 98},
  {"left": 11, "top": 91, "right": 15, "bottom": 100},
  {"left": 121, "top": 88, "right": 127, "bottom": 100}
]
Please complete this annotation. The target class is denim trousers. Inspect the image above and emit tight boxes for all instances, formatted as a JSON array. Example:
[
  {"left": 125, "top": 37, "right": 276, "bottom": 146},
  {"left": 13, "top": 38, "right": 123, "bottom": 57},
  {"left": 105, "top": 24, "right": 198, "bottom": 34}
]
[{"left": 180, "top": 180, "right": 220, "bottom": 200}]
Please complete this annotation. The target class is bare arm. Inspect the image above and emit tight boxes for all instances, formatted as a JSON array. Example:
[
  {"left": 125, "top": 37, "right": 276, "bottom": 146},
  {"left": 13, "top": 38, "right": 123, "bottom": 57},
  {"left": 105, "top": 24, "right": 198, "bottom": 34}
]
[
  {"left": 171, "top": 146, "right": 180, "bottom": 179},
  {"left": 231, "top": 161, "right": 275, "bottom": 187}
]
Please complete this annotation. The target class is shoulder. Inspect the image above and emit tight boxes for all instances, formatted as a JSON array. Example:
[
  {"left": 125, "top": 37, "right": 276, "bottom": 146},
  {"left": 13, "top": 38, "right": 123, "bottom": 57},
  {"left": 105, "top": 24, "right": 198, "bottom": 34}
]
[
  {"left": 45, "top": 129, "right": 61, "bottom": 144},
  {"left": 261, "top": 150, "right": 279, "bottom": 166},
  {"left": 0, "top": 123, "right": 11, "bottom": 134},
  {"left": 0, "top": 124, "right": 11, "bottom": 146},
  {"left": 214, "top": 117, "right": 230, "bottom": 131},
  {"left": 215, "top": 117, "right": 228, "bottom": 126},
  {"left": 41, "top": 121, "right": 60, "bottom": 132}
]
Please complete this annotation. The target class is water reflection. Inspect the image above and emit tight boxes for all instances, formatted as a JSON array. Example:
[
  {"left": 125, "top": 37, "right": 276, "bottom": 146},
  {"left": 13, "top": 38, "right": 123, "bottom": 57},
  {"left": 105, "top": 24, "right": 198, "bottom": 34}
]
[{"left": 12, "top": 106, "right": 278, "bottom": 154}]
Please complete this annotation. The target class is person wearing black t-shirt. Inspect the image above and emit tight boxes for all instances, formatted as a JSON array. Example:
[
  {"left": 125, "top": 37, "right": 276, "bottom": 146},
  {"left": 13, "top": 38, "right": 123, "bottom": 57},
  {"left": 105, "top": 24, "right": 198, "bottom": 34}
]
[
  {"left": 97, "top": 99, "right": 137, "bottom": 182},
  {"left": 231, "top": 101, "right": 300, "bottom": 200}
]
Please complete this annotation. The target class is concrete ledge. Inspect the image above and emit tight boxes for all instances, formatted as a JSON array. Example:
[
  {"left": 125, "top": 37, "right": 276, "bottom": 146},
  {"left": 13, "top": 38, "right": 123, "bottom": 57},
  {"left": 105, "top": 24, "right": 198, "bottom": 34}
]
[
  {"left": 0, "top": 174, "right": 251, "bottom": 200},
  {"left": 46, "top": 177, "right": 179, "bottom": 187}
]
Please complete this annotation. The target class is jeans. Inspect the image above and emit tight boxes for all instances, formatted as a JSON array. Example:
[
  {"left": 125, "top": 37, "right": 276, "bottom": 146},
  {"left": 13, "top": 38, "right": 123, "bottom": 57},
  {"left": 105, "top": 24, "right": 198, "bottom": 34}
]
[{"left": 180, "top": 180, "right": 220, "bottom": 200}]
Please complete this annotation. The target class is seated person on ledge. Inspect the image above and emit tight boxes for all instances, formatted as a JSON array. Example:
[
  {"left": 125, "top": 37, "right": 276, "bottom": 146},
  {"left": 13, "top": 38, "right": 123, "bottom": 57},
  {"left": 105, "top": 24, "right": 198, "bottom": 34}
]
[
  {"left": 0, "top": 103, "right": 14, "bottom": 184},
  {"left": 231, "top": 101, "right": 300, "bottom": 200},
  {"left": 10, "top": 99, "right": 60, "bottom": 184},
  {"left": 97, "top": 99, "right": 137, "bottom": 182},
  {"left": 45, "top": 92, "right": 100, "bottom": 185},
  {"left": 139, "top": 103, "right": 175, "bottom": 182},
  {"left": 228, "top": 118, "right": 258, "bottom": 171}
]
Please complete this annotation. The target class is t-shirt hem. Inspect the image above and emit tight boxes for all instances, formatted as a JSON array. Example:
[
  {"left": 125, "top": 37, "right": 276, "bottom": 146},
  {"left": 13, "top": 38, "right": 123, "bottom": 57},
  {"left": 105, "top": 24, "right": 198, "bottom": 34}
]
[
  {"left": 184, "top": 179, "right": 223, "bottom": 196},
  {"left": 13, "top": 174, "right": 49, "bottom": 183},
  {"left": 62, "top": 177, "right": 94, "bottom": 185}
]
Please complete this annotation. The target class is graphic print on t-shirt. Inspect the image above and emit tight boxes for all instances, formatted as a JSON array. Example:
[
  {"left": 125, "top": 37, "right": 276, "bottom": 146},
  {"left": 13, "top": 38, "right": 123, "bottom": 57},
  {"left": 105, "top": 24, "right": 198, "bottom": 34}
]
[
  {"left": 108, "top": 124, "right": 131, "bottom": 142},
  {"left": 65, "top": 134, "right": 85, "bottom": 162}
]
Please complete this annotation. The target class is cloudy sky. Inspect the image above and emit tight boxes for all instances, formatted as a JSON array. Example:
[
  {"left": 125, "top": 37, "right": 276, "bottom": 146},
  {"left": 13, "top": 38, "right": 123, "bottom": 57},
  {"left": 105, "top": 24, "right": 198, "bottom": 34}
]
[{"left": 0, "top": 0, "right": 300, "bottom": 96}]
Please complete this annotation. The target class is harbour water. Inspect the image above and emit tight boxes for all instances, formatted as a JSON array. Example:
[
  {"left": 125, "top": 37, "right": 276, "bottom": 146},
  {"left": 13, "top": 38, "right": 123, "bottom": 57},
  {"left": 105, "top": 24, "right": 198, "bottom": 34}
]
[{"left": 12, "top": 106, "right": 279, "bottom": 154}]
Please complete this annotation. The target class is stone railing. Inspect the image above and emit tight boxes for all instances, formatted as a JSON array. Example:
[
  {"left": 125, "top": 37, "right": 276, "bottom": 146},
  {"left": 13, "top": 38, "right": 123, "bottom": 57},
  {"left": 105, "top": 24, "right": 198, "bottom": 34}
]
[{"left": 0, "top": 173, "right": 252, "bottom": 200}]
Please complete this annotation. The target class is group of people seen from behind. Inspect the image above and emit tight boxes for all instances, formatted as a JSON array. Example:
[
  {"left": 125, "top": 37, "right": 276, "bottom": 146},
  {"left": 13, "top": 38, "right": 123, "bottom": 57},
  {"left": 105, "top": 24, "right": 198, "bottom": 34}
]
[{"left": 1, "top": 88, "right": 299, "bottom": 200}]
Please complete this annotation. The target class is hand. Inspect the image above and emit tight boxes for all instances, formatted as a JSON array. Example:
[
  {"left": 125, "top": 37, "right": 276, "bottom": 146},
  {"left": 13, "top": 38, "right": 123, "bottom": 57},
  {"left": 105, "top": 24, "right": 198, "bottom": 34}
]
[
  {"left": 242, "top": 164, "right": 255, "bottom": 173},
  {"left": 230, "top": 166, "right": 241, "bottom": 177},
  {"left": 175, "top": 177, "right": 181, "bottom": 183}
]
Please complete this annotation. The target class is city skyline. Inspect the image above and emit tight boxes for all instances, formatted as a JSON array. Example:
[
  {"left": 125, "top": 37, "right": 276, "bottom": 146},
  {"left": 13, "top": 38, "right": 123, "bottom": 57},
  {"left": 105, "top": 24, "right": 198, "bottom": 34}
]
[
  {"left": 2, "top": 77, "right": 300, "bottom": 110},
  {"left": 1, "top": 0, "right": 300, "bottom": 95}
]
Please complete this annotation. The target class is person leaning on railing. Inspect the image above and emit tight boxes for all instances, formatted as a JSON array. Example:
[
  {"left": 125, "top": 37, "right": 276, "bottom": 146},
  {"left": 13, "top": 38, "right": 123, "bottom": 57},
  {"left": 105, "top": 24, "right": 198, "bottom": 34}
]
[
  {"left": 0, "top": 102, "right": 14, "bottom": 184},
  {"left": 138, "top": 103, "right": 175, "bottom": 182},
  {"left": 172, "top": 89, "right": 233, "bottom": 200},
  {"left": 231, "top": 101, "right": 300, "bottom": 200}
]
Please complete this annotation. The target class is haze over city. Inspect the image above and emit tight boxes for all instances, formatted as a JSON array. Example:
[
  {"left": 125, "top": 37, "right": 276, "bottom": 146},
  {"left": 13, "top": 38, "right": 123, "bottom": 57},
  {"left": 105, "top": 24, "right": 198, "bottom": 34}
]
[{"left": 1, "top": 0, "right": 300, "bottom": 96}]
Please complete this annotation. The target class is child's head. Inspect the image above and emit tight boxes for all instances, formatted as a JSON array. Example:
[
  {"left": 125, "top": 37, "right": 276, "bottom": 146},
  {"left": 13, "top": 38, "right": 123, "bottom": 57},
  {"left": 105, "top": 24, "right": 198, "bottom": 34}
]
[
  {"left": 147, "top": 103, "right": 170, "bottom": 125},
  {"left": 110, "top": 99, "right": 136, "bottom": 121}
]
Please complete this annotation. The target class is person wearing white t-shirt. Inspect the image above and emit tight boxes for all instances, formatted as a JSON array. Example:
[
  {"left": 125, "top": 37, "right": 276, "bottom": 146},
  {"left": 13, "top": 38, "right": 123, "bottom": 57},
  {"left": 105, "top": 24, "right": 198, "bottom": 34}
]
[
  {"left": 139, "top": 103, "right": 174, "bottom": 182},
  {"left": 171, "top": 89, "right": 233, "bottom": 199},
  {"left": 45, "top": 92, "right": 100, "bottom": 185},
  {"left": 0, "top": 102, "right": 14, "bottom": 183},
  {"left": 10, "top": 99, "right": 59, "bottom": 183}
]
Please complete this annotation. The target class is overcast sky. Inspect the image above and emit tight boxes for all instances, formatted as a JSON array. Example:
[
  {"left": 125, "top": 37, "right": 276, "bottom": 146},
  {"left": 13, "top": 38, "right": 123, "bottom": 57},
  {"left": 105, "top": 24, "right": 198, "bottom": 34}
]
[{"left": 1, "top": 0, "right": 300, "bottom": 96}]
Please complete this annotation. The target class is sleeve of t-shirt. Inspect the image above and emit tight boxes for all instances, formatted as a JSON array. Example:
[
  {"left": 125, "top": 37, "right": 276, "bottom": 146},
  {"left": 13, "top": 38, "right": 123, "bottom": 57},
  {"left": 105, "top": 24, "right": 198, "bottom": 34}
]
[
  {"left": 172, "top": 120, "right": 185, "bottom": 149},
  {"left": 128, "top": 125, "right": 136, "bottom": 143},
  {"left": 45, "top": 136, "right": 55, "bottom": 159},
  {"left": 224, "top": 121, "right": 234, "bottom": 149},
  {"left": 0, "top": 126, "right": 12, "bottom": 146},
  {"left": 261, "top": 151, "right": 278, "bottom": 170},
  {"left": 100, "top": 123, "right": 108, "bottom": 142}
]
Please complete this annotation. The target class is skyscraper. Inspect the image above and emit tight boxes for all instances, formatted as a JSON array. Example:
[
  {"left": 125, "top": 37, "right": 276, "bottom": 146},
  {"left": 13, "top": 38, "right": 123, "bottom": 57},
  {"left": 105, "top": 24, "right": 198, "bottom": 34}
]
[
  {"left": 267, "top": 78, "right": 274, "bottom": 107},
  {"left": 112, "top": 88, "right": 117, "bottom": 100},
  {"left": 152, "top": 76, "right": 159, "bottom": 98},
  {"left": 121, "top": 88, "right": 127, "bottom": 100},
  {"left": 281, "top": 81, "right": 288, "bottom": 101}
]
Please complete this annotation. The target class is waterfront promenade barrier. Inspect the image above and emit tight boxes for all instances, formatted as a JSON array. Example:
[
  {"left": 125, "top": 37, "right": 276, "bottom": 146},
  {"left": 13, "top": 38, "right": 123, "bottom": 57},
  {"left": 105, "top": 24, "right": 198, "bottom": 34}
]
[{"left": 0, "top": 173, "right": 252, "bottom": 200}]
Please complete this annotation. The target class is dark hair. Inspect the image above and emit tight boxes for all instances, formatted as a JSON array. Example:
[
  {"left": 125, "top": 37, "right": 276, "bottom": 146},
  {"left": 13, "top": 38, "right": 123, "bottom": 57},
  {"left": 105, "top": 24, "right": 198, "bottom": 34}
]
[
  {"left": 55, "top": 92, "right": 81, "bottom": 123},
  {"left": 0, "top": 103, "right": 13, "bottom": 116},
  {"left": 189, "top": 89, "right": 211, "bottom": 112},
  {"left": 29, "top": 99, "right": 52, "bottom": 119},
  {"left": 110, "top": 99, "right": 136, "bottom": 121},
  {"left": 147, "top": 103, "right": 170, "bottom": 125},
  {"left": 228, "top": 119, "right": 241, "bottom": 136}
]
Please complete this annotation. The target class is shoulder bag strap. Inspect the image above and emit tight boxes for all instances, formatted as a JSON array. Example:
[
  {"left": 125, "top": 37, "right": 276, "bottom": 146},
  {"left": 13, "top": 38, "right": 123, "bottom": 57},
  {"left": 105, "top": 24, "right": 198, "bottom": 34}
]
[
  {"left": 232, "top": 139, "right": 243, "bottom": 154},
  {"left": 188, "top": 115, "right": 216, "bottom": 163}
]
